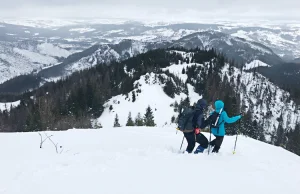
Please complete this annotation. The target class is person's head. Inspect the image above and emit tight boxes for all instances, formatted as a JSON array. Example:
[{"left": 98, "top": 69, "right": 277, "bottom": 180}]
[
  {"left": 195, "top": 99, "right": 208, "bottom": 110},
  {"left": 214, "top": 100, "right": 224, "bottom": 111}
]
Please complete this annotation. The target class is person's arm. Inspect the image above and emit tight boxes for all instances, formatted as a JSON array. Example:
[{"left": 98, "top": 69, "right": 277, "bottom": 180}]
[
  {"left": 223, "top": 111, "right": 241, "bottom": 124},
  {"left": 200, "top": 114, "right": 212, "bottom": 129},
  {"left": 197, "top": 114, "right": 204, "bottom": 128}
]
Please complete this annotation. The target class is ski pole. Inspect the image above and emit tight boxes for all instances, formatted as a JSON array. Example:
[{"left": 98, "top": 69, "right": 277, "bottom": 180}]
[{"left": 179, "top": 135, "right": 184, "bottom": 151}]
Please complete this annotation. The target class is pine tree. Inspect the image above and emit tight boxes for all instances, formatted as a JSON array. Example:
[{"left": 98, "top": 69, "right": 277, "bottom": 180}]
[
  {"left": 163, "top": 78, "right": 176, "bottom": 98},
  {"left": 174, "top": 101, "right": 179, "bottom": 112},
  {"left": 144, "top": 106, "right": 156, "bottom": 126},
  {"left": 132, "top": 91, "right": 136, "bottom": 102},
  {"left": 171, "top": 116, "right": 176, "bottom": 123},
  {"left": 126, "top": 112, "right": 135, "bottom": 126},
  {"left": 109, "top": 105, "right": 113, "bottom": 112},
  {"left": 135, "top": 112, "right": 144, "bottom": 126},
  {"left": 94, "top": 122, "right": 102, "bottom": 129},
  {"left": 113, "top": 114, "right": 121, "bottom": 127},
  {"left": 286, "top": 123, "right": 300, "bottom": 156},
  {"left": 182, "top": 68, "right": 186, "bottom": 74}
]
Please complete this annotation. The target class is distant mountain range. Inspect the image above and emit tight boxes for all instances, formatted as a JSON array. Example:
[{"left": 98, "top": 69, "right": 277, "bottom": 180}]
[
  {"left": 0, "top": 21, "right": 299, "bottom": 93},
  {"left": 0, "top": 29, "right": 286, "bottom": 93}
]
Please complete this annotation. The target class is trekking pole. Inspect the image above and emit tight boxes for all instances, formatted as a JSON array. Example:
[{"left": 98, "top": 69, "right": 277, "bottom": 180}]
[
  {"left": 233, "top": 120, "right": 240, "bottom": 154},
  {"left": 179, "top": 135, "right": 184, "bottom": 151},
  {"left": 208, "top": 126, "right": 212, "bottom": 155}
]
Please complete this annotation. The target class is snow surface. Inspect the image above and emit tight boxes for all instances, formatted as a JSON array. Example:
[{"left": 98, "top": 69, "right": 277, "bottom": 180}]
[
  {"left": 243, "top": 60, "right": 271, "bottom": 70},
  {"left": 162, "top": 62, "right": 203, "bottom": 82},
  {"left": 13, "top": 48, "right": 57, "bottom": 65},
  {"left": 69, "top": 28, "right": 96, "bottom": 33},
  {"left": 0, "top": 19, "right": 80, "bottom": 28},
  {"left": 37, "top": 43, "right": 71, "bottom": 58},
  {"left": 0, "top": 127, "right": 299, "bottom": 194},
  {"left": 231, "top": 30, "right": 255, "bottom": 41},
  {"left": 0, "top": 100, "right": 20, "bottom": 112}
]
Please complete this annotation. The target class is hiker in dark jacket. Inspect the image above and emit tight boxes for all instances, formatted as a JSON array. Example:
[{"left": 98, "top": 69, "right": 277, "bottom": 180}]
[{"left": 182, "top": 99, "right": 209, "bottom": 154}]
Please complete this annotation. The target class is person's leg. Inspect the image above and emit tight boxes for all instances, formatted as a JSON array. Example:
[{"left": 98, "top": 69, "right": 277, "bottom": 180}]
[
  {"left": 212, "top": 136, "right": 224, "bottom": 153},
  {"left": 194, "top": 133, "right": 209, "bottom": 154},
  {"left": 209, "top": 135, "right": 217, "bottom": 147},
  {"left": 196, "top": 133, "right": 208, "bottom": 148},
  {"left": 184, "top": 132, "right": 196, "bottom": 153}
]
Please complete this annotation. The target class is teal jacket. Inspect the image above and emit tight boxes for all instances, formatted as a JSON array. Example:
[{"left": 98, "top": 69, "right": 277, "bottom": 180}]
[{"left": 211, "top": 100, "right": 241, "bottom": 136}]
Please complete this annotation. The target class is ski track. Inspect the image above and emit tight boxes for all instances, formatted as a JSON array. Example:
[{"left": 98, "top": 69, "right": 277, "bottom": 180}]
[{"left": 0, "top": 127, "right": 299, "bottom": 194}]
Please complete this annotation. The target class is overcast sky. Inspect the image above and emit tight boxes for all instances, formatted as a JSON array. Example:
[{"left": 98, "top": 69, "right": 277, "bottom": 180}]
[{"left": 1, "top": 0, "right": 299, "bottom": 22}]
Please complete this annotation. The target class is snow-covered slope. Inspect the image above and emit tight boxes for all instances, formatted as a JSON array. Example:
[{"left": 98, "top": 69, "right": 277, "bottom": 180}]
[
  {"left": 171, "top": 31, "right": 282, "bottom": 65},
  {"left": 39, "top": 40, "right": 161, "bottom": 80},
  {"left": 97, "top": 72, "right": 200, "bottom": 127},
  {"left": 221, "top": 64, "right": 300, "bottom": 140},
  {"left": 0, "top": 127, "right": 299, "bottom": 194},
  {"left": 231, "top": 28, "right": 300, "bottom": 61},
  {"left": 0, "top": 100, "right": 20, "bottom": 112},
  {"left": 243, "top": 60, "right": 271, "bottom": 70},
  {"left": 0, "top": 41, "right": 71, "bottom": 83}
]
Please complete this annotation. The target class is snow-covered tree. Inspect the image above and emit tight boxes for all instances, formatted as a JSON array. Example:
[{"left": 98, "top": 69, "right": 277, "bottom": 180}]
[
  {"left": 144, "top": 106, "right": 156, "bottom": 126},
  {"left": 132, "top": 91, "right": 136, "bottom": 102},
  {"left": 135, "top": 113, "right": 144, "bottom": 126},
  {"left": 126, "top": 112, "right": 135, "bottom": 126},
  {"left": 114, "top": 114, "right": 121, "bottom": 127}
]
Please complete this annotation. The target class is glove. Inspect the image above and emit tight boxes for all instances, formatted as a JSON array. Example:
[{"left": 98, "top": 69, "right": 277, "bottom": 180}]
[{"left": 194, "top": 128, "right": 201, "bottom": 135}]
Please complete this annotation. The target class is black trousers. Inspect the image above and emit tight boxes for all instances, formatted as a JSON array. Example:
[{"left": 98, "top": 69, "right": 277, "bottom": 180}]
[
  {"left": 210, "top": 135, "right": 224, "bottom": 153},
  {"left": 184, "top": 132, "right": 208, "bottom": 153}
]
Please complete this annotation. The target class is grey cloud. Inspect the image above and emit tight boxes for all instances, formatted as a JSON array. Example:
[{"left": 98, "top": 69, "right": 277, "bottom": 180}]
[{"left": 0, "top": 0, "right": 300, "bottom": 21}]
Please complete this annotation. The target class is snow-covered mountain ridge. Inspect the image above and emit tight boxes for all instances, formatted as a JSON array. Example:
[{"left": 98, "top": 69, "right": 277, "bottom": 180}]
[
  {"left": 1, "top": 20, "right": 299, "bottom": 60},
  {"left": 0, "top": 30, "right": 284, "bottom": 93},
  {"left": 171, "top": 31, "right": 282, "bottom": 65}
]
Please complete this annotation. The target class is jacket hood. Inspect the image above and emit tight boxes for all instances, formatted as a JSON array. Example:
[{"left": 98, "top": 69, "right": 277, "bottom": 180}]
[
  {"left": 215, "top": 100, "right": 224, "bottom": 112},
  {"left": 195, "top": 99, "right": 207, "bottom": 110}
]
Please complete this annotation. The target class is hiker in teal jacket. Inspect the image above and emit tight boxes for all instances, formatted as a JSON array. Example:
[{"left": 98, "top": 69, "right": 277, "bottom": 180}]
[{"left": 209, "top": 100, "right": 242, "bottom": 153}]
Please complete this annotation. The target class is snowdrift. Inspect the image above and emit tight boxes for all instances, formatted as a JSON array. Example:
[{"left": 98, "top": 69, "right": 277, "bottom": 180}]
[{"left": 0, "top": 127, "right": 299, "bottom": 194}]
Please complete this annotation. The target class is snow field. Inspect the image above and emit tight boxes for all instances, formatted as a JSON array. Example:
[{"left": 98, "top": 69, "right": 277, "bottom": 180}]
[
  {"left": 0, "top": 101, "right": 21, "bottom": 112},
  {"left": 0, "top": 127, "right": 299, "bottom": 194}
]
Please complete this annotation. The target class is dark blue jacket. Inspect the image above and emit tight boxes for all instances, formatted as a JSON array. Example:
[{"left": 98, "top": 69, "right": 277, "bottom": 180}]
[{"left": 192, "top": 99, "right": 208, "bottom": 129}]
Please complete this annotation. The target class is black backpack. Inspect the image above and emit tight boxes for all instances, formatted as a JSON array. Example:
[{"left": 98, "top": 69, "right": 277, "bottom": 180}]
[
  {"left": 177, "top": 106, "right": 195, "bottom": 132},
  {"left": 209, "top": 108, "right": 224, "bottom": 131}
]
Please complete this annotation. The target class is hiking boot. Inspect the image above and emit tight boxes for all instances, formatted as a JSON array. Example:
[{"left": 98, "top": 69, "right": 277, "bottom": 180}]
[{"left": 194, "top": 145, "right": 205, "bottom": 154}]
